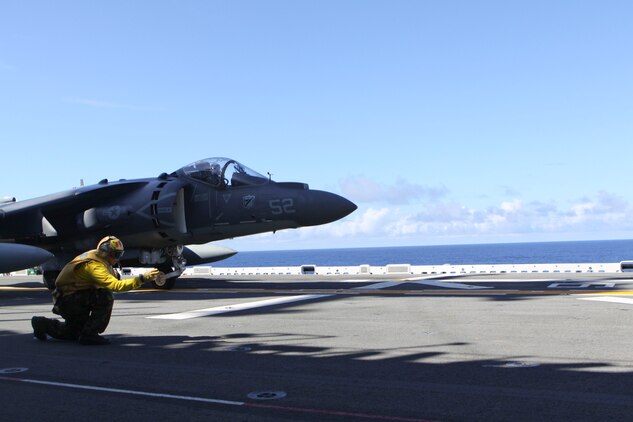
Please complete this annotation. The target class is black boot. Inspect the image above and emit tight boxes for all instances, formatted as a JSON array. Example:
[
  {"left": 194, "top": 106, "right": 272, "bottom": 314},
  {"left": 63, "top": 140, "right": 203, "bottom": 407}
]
[
  {"left": 78, "top": 334, "right": 110, "bottom": 346},
  {"left": 31, "top": 316, "right": 48, "bottom": 341}
]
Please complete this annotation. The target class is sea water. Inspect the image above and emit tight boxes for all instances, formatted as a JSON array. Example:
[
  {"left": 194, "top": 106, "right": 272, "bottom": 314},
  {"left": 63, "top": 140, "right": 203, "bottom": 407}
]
[{"left": 215, "top": 239, "right": 633, "bottom": 267}]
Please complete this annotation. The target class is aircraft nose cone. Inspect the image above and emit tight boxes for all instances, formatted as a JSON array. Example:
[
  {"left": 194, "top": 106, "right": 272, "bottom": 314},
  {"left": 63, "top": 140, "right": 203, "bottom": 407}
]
[{"left": 299, "top": 190, "right": 357, "bottom": 226}]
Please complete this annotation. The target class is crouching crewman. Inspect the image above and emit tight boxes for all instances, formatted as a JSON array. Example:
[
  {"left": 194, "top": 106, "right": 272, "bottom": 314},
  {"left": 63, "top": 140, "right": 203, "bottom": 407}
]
[{"left": 31, "top": 235, "right": 163, "bottom": 345}]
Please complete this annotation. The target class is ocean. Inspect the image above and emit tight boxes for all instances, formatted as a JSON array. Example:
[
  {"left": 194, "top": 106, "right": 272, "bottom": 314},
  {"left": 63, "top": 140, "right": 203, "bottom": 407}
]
[{"left": 215, "top": 239, "right": 633, "bottom": 267}]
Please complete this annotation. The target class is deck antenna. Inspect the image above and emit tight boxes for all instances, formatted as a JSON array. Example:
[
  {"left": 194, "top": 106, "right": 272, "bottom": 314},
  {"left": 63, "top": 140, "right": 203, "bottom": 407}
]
[
  {"left": 267, "top": 172, "right": 273, "bottom": 181},
  {"left": 80, "top": 179, "right": 85, "bottom": 187}
]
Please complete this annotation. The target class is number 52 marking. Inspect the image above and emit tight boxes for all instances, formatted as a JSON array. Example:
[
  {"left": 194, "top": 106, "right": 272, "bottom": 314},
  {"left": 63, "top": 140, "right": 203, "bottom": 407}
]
[{"left": 269, "top": 198, "right": 296, "bottom": 214}]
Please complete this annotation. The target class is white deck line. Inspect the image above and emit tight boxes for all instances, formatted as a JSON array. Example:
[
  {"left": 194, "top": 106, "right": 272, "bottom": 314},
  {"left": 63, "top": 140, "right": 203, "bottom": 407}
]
[
  {"left": 148, "top": 294, "right": 333, "bottom": 320},
  {"left": 0, "top": 376, "right": 244, "bottom": 406},
  {"left": 411, "top": 280, "right": 490, "bottom": 290},
  {"left": 577, "top": 296, "right": 633, "bottom": 305},
  {"left": 148, "top": 282, "right": 398, "bottom": 320}
]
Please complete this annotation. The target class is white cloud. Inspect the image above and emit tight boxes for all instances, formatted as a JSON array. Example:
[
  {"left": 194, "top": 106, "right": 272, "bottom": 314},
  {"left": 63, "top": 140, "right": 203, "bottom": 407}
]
[
  {"left": 501, "top": 199, "right": 522, "bottom": 213},
  {"left": 340, "top": 175, "right": 448, "bottom": 205},
  {"left": 571, "top": 201, "right": 595, "bottom": 216},
  {"left": 328, "top": 207, "right": 391, "bottom": 237},
  {"left": 335, "top": 191, "right": 633, "bottom": 240}
]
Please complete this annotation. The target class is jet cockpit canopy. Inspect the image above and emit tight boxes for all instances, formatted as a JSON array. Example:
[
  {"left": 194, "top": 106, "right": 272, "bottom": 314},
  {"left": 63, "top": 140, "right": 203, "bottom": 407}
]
[{"left": 177, "top": 157, "right": 269, "bottom": 188}]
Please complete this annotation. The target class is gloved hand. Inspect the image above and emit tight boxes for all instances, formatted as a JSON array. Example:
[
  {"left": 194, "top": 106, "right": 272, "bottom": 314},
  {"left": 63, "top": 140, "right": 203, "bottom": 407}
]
[{"left": 140, "top": 269, "right": 163, "bottom": 284}]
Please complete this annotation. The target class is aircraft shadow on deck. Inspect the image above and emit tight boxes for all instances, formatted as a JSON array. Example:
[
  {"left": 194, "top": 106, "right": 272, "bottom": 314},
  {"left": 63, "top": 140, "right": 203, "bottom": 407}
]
[{"left": 2, "top": 328, "right": 633, "bottom": 422}]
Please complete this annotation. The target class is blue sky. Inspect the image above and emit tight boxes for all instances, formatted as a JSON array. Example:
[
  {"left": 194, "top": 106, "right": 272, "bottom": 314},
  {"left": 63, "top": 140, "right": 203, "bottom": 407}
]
[{"left": 1, "top": 1, "right": 633, "bottom": 251}]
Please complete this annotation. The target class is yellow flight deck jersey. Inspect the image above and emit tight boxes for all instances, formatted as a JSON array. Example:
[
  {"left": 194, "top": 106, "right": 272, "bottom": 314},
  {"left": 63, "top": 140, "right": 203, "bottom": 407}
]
[{"left": 54, "top": 250, "right": 143, "bottom": 295}]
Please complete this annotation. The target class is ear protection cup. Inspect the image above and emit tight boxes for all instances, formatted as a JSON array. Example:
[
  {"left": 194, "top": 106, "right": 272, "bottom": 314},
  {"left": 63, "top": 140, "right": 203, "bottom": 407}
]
[{"left": 97, "top": 236, "right": 124, "bottom": 260}]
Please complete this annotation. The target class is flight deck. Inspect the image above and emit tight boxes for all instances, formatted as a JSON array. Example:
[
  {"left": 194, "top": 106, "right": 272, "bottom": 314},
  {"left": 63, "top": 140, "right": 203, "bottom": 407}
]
[{"left": 2, "top": 267, "right": 633, "bottom": 421}]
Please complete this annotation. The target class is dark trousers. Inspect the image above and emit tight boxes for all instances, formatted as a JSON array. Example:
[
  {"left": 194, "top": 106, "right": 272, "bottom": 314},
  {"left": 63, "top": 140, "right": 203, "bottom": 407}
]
[{"left": 44, "top": 289, "right": 114, "bottom": 340}]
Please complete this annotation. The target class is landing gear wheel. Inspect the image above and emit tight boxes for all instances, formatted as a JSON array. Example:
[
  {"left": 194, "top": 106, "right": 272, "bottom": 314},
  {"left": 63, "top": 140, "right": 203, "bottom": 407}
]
[
  {"left": 42, "top": 271, "right": 60, "bottom": 290},
  {"left": 152, "top": 265, "right": 178, "bottom": 290}
]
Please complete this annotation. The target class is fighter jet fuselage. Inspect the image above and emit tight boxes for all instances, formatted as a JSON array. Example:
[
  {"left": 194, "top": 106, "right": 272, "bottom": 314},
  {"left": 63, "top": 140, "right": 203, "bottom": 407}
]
[{"left": 0, "top": 158, "right": 357, "bottom": 288}]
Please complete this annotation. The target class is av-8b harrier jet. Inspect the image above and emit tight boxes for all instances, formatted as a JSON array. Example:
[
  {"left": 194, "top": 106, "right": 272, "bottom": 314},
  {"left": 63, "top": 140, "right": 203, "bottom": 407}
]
[{"left": 0, "top": 157, "right": 356, "bottom": 289}]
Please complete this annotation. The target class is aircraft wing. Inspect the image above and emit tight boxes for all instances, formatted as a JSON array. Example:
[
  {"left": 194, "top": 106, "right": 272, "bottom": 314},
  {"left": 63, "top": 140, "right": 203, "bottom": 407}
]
[{"left": 0, "top": 180, "right": 148, "bottom": 240}]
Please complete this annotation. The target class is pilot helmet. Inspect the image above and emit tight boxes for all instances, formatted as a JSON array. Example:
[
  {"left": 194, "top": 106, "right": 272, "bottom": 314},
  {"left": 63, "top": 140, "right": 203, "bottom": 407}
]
[
  {"left": 196, "top": 161, "right": 211, "bottom": 170},
  {"left": 97, "top": 236, "right": 125, "bottom": 261}
]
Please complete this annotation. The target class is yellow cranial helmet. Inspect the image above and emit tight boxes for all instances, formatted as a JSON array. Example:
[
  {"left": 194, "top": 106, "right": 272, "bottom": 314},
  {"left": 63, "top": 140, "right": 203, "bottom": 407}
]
[{"left": 97, "top": 235, "right": 125, "bottom": 260}]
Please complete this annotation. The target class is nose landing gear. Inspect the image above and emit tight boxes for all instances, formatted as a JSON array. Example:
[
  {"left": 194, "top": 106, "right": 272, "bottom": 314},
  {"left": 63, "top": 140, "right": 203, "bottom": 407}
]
[{"left": 145, "top": 245, "right": 186, "bottom": 290}]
